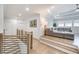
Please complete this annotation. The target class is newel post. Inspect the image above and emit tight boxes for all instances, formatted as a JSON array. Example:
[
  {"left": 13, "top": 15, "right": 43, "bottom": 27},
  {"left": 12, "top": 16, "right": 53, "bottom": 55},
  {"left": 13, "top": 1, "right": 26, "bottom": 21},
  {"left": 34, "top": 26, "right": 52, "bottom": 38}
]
[
  {"left": 30, "top": 31, "right": 33, "bottom": 49},
  {"left": 0, "top": 33, "right": 3, "bottom": 54}
]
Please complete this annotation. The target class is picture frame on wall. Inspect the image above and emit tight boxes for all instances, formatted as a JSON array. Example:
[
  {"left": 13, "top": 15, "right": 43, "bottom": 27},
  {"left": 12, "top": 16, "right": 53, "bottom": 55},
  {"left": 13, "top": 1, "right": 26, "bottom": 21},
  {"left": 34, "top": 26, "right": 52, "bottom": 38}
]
[{"left": 30, "top": 19, "right": 37, "bottom": 27}]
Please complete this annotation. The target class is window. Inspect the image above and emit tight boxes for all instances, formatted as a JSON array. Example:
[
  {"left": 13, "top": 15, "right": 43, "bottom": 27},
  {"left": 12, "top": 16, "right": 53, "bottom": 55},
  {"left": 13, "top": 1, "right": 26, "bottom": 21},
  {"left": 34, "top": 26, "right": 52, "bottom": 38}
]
[
  {"left": 65, "top": 23, "right": 72, "bottom": 27},
  {"left": 74, "top": 20, "right": 79, "bottom": 27},
  {"left": 74, "top": 23, "right": 79, "bottom": 27},
  {"left": 58, "top": 23, "right": 64, "bottom": 27}
]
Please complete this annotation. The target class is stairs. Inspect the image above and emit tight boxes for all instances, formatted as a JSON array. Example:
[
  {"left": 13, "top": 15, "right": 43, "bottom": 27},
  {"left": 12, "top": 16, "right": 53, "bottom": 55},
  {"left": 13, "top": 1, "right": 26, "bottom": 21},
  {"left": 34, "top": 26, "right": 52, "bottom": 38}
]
[
  {"left": 40, "top": 36, "right": 78, "bottom": 54},
  {"left": 2, "top": 38, "right": 21, "bottom": 54}
]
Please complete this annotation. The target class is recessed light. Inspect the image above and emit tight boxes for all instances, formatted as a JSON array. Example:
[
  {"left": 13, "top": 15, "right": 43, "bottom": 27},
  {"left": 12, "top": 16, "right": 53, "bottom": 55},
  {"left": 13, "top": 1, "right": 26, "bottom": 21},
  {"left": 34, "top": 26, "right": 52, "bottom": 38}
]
[
  {"left": 25, "top": 7, "right": 30, "bottom": 11},
  {"left": 47, "top": 9, "right": 51, "bottom": 13},
  {"left": 47, "top": 6, "right": 55, "bottom": 13}
]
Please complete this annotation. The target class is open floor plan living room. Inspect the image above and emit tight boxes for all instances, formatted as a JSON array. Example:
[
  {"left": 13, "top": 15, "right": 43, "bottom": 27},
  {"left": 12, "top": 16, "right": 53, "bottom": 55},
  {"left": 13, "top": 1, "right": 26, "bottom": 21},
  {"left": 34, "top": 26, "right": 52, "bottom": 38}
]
[{"left": 0, "top": 4, "right": 79, "bottom": 54}]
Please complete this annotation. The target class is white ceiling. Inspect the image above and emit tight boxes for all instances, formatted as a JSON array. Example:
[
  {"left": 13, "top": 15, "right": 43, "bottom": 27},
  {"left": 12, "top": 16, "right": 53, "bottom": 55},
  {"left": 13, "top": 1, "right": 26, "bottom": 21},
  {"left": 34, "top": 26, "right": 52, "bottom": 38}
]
[
  {"left": 4, "top": 4, "right": 53, "bottom": 19},
  {"left": 4, "top": 4, "right": 76, "bottom": 19}
]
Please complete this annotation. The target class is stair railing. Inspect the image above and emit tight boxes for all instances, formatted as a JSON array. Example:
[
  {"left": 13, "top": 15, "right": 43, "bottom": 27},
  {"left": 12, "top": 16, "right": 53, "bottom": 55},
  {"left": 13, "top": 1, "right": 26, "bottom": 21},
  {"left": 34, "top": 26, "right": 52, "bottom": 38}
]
[{"left": 0, "top": 29, "right": 33, "bottom": 54}]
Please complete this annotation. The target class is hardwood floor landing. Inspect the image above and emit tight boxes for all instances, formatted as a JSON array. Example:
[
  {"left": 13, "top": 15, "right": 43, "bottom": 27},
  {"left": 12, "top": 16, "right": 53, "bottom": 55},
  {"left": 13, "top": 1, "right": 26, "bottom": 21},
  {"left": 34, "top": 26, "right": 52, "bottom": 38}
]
[
  {"left": 29, "top": 38, "right": 66, "bottom": 54},
  {"left": 43, "top": 36, "right": 73, "bottom": 45}
]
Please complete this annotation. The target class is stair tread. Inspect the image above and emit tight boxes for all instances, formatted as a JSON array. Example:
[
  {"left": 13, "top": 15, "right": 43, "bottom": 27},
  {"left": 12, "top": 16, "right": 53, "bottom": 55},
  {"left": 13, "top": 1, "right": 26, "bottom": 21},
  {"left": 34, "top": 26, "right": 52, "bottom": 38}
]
[
  {"left": 2, "top": 38, "right": 27, "bottom": 54},
  {"left": 44, "top": 36, "right": 73, "bottom": 45},
  {"left": 41, "top": 38, "right": 78, "bottom": 53},
  {"left": 40, "top": 40, "right": 77, "bottom": 54},
  {"left": 40, "top": 37, "right": 78, "bottom": 54},
  {"left": 41, "top": 37, "right": 77, "bottom": 49},
  {"left": 2, "top": 49, "right": 21, "bottom": 54},
  {"left": 2, "top": 48, "right": 20, "bottom": 52}
]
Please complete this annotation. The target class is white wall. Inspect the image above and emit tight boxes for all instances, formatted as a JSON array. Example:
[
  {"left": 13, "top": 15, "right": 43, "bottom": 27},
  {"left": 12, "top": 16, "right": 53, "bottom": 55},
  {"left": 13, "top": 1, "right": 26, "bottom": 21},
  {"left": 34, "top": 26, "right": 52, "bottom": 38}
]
[
  {"left": 4, "top": 14, "right": 43, "bottom": 39},
  {"left": 4, "top": 18, "right": 26, "bottom": 35},
  {"left": 0, "top": 5, "right": 3, "bottom": 33},
  {"left": 23, "top": 15, "right": 42, "bottom": 39}
]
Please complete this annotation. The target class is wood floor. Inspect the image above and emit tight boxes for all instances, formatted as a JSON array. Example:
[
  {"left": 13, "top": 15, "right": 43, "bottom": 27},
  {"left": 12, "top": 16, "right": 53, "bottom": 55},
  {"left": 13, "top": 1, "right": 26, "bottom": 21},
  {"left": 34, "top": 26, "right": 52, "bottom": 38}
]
[
  {"left": 29, "top": 36, "right": 73, "bottom": 54},
  {"left": 44, "top": 36, "right": 73, "bottom": 45}
]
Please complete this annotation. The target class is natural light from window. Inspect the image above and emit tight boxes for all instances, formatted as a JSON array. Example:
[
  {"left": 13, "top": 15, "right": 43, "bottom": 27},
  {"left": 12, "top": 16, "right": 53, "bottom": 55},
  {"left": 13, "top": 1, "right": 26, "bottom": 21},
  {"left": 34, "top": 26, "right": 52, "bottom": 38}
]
[
  {"left": 65, "top": 23, "right": 72, "bottom": 27},
  {"left": 58, "top": 23, "right": 64, "bottom": 27}
]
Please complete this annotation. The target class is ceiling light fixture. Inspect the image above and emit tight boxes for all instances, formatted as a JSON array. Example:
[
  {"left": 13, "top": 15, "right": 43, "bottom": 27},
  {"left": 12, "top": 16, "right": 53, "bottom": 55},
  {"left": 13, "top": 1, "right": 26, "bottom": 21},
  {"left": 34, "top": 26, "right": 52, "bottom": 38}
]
[
  {"left": 25, "top": 7, "right": 30, "bottom": 11},
  {"left": 47, "top": 6, "right": 55, "bottom": 13},
  {"left": 47, "top": 9, "right": 50, "bottom": 13}
]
